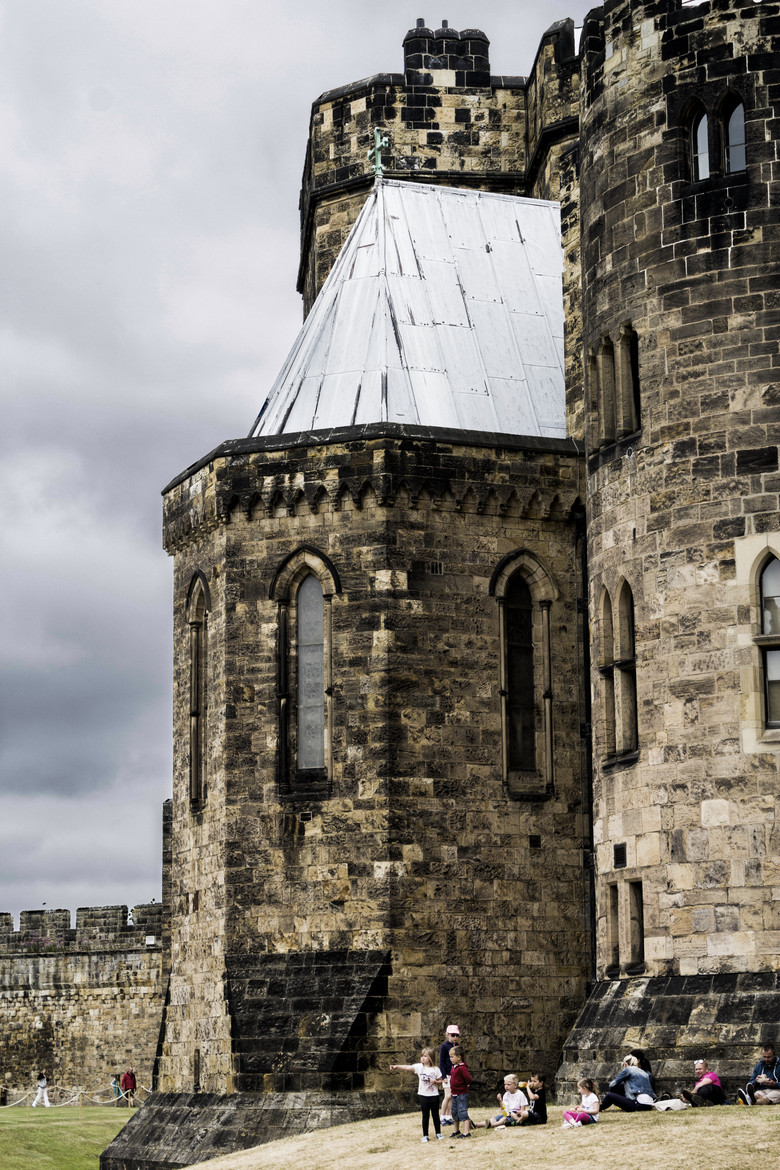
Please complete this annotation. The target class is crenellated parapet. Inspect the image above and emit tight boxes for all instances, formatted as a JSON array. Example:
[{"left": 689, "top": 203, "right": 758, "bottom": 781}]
[{"left": 0, "top": 903, "right": 164, "bottom": 954}]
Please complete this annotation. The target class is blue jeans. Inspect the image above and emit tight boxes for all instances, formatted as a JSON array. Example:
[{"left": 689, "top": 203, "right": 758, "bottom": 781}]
[{"left": 452, "top": 1094, "right": 469, "bottom": 1121}]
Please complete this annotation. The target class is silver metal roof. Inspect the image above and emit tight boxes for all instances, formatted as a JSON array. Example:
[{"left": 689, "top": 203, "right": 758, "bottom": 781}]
[{"left": 249, "top": 178, "right": 565, "bottom": 440}]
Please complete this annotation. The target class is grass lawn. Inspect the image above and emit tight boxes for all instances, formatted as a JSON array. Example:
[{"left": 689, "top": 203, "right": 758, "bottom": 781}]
[
  {"left": 182, "top": 1103, "right": 780, "bottom": 1170},
  {"left": 0, "top": 1105, "right": 134, "bottom": 1170}
]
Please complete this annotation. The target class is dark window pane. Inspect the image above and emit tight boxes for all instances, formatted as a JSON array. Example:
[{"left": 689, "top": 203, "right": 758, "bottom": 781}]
[
  {"left": 506, "top": 576, "right": 535, "bottom": 770},
  {"left": 765, "top": 648, "right": 780, "bottom": 727}
]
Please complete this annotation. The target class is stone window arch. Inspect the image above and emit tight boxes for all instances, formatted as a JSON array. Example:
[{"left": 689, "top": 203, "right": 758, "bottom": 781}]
[
  {"left": 597, "top": 335, "right": 616, "bottom": 446},
  {"left": 720, "top": 93, "right": 746, "bottom": 173},
  {"left": 735, "top": 541, "right": 780, "bottom": 753},
  {"left": 758, "top": 555, "right": 780, "bottom": 729},
  {"left": 615, "top": 580, "right": 638, "bottom": 756},
  {"left": 615, "top": 322, "right": 640, "bottom": 439},
  {"left": 599, "top": 579, "right": 638, "bottom": 765},
  {"left": 588, "top": 325, "right": 640, "bottom": 454},
  {"left": 598, "top": 588, "right": 616, "bottom": 758},
  {"left": 269, "top": 546, "right": 341, "bottom": 799},
  {"left": 186, "top": 572, "right": 210, "bottom": 806},
  {"left": 490, "top": 550, "right": 558, "bottom": 799}
]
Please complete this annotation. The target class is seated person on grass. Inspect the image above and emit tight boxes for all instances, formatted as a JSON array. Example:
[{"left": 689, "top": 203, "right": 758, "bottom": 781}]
[
  {"left": 474, "top": 1074, "right": 527, "bottom": 1129},
  {"left": 738, "top": 1041, "right": 780, "bottom": 1106},
  {"left": 517, "top": 1072, "right": 548, "bottom": 1126},
  {"left": 679, "top": 1059, "right": 726, "bottom": 1107}
]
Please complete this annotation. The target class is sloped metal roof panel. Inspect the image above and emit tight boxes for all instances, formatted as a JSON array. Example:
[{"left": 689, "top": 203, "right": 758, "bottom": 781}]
[{"left": 249, "top": 178, "right": 566, "bottom": 441}]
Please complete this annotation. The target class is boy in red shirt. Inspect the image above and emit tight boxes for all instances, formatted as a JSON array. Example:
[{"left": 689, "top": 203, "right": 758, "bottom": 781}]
[{"left": 449, "top": 1046, "right": 472, "bottom": 1137}]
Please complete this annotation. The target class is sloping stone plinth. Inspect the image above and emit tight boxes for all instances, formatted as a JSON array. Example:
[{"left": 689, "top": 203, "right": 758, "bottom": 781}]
[
  {"left": 558, "top": 972, "right": 780, "bottom": 1098},
  {"left": 226, "top": 949, "right": 390, "bottom": 1090},
  {"left": 100, "top": 1090, "right": 405, "bottom": 1170}
]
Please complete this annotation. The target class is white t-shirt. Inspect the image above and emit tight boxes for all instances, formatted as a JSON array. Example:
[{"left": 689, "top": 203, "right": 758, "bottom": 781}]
[
  {"left": 502, "top": 1088, "right": 528, "bottom": 1113},
  {"left": 414, "top": 1063, "right": 442, "bottom": 1097},
  {"left": 581, "top": 1091, "right": 599, "bottom": 1120}
]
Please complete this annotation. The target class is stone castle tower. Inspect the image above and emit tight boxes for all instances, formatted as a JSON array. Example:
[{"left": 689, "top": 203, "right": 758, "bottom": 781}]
[
  {"left": 561, "top": 0, "right": 780, "bottom": 1083},
  {"left": 103, "top": 4, "right": 780, "bottom": 1166}
]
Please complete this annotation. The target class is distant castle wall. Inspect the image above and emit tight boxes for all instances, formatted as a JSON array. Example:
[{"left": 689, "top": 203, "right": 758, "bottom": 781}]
[
  {"left": 0, "top": 903, "right": 165, "bottom": 1097},
  {"left": 0, "top": 802, "right": 171, "bottom": 1098}
]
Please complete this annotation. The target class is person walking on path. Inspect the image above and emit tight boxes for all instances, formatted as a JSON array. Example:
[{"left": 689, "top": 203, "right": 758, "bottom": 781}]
[
  {"left": 32, "top": 1069, "right": 50, "bottom": 1108},
  {"left": 120, "top": 1067, "right": 137, "bottom": 1107}
]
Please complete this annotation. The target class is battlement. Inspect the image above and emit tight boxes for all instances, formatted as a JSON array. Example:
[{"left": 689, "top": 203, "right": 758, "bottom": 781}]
[
  {"left": 0, "top": 902, "right": 163, "bottom": 954},
  {"left": 298, "top": 16, "right": 581, "bottom": 332},
  {"left": 401, "top": 18, "right": 491, "bottom": 86}
]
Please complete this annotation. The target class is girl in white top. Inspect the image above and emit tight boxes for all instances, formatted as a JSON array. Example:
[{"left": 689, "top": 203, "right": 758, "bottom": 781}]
[
  {"left": 390, "top": 1048, "right": 444, "bottom": 1142},
  {"left": 474, "top": 1074, "right": 529, "bottom": 1128},
  {"left": 562, "top": 1077, "right": 600, "bottom": 1127}
]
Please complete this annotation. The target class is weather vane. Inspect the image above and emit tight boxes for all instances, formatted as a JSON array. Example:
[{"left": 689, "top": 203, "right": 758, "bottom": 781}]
[{"left": 368, "top": 127, "right": 389, "bottom": 176}]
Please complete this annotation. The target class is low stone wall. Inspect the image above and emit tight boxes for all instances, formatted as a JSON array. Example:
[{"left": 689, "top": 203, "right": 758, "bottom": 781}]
[
  {"left": 0, "top": 905, "right": 165, "bottom": 1098},
  {"left": 558, "top": 972, "right": 780, "bottom": 1099},
  {"left": 100, "top": 1090, "right": 406, "bottom": 1170}
]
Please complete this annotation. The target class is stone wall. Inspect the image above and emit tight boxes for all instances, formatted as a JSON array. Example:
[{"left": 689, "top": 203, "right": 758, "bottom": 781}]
[
  {"left": 0, "top": 903, "right": 165, "bottom": 1098},
  {"left": 158, "top": 425, "right": 589, "bottom": 1099},
  {"left": 579, "top": 0, "right": 780, "bottom": 997},
  {"left": 559, "top": 970, "right": 780, "bottom": 1097},
  {"left": 101, "top": 1090, "right": 405, "bottom": 1170}
]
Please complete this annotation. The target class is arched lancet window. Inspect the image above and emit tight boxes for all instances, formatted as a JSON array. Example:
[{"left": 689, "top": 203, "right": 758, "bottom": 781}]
[
  {"left": 506, "top": 575, "right": 535, "bottom": 772},
  {"left": 297, "top": 574, "right": 325, "bottom": 771},
  {"left": 491, "top": 551, "right": 558, "bottom": 798},
  {"left": 586, "top": 346, "right": 599, "bottom": 454},
  {"left": 600, "top": 589, "right": 616, "bottom": 757},
  {"left": 616, "top": 323, "right": 641, "bottom": 438},
  {"left": 690, "top": 108, "right": 710, "bottom": 181},
  {"left": 599, "top": 581, "right": 638, "bottom": 762},
  {"left": 723, "top": 97, "right": 746, "bottom": 173},
  {"left": 597, "top": 336, "right": 617, "bottom": 446},
  {"left": 269, "top": 546, "right": 341, "bottom": 799},
  {"left": 187, "top": 575, "right": 209, "bottom": 805},
  {"left": 616, "top": 582, "right": 638, "bottom": 755},
  {"left": 759, "top": 557, "right": 780, "bottom": 728}
]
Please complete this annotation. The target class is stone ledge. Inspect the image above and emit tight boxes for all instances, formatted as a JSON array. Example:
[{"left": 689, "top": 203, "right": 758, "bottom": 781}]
[
  {"left": 99, "top": 1090, "right": 405, "bottom": 1170},
  {"left": 558, "top": 971, "right": 780, "bottom": 1099}
]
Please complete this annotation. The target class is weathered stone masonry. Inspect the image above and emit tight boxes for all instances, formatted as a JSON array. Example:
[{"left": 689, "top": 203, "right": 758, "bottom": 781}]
[
  {"left": 561, "top": 0, "right": 780, "bottom": 1090},
  {"left": 155, "top": 426, "right": 588, "bottom": 1102},
  {"left": 0, "top": 903, "right": 165, "bottom": 1099}
]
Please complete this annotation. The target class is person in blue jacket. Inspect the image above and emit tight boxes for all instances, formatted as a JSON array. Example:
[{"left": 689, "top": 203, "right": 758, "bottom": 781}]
[
  {"left": 600, "top": 1055, "right": 657, "bottom": 1112},
  {"left": 738, "top": 1042, "right": 780, "bottom": 1105}
]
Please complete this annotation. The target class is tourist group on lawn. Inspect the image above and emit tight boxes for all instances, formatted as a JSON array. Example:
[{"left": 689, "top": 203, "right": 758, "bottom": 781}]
[{"left": 390, "top": 1027, "right": 780, "bottom": 1141}]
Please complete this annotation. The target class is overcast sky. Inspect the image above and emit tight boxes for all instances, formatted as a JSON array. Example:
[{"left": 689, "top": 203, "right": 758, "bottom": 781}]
[{"left": 0, "top": 0, "right": 594, "bottom": 926}]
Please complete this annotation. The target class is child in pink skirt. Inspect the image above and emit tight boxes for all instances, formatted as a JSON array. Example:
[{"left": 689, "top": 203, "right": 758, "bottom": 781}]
[{"left": 562, "top": 1078, "right": 600, "bottom": 1127}]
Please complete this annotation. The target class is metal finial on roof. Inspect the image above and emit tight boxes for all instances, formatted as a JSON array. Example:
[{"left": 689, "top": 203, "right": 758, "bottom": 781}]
[{"left": 367, "top": 126, "right": 389, "bottom": 176}]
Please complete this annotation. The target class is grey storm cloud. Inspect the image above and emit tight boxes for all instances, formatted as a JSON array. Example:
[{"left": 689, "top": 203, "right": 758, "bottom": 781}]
[{"left": 0, "top": 0, "right": 595, "bottom": 922}]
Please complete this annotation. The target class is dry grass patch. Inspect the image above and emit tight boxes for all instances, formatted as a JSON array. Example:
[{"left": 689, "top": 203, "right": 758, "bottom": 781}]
[{"left": 186, "top": 1104, "right": 778, "bottom": 1170}]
